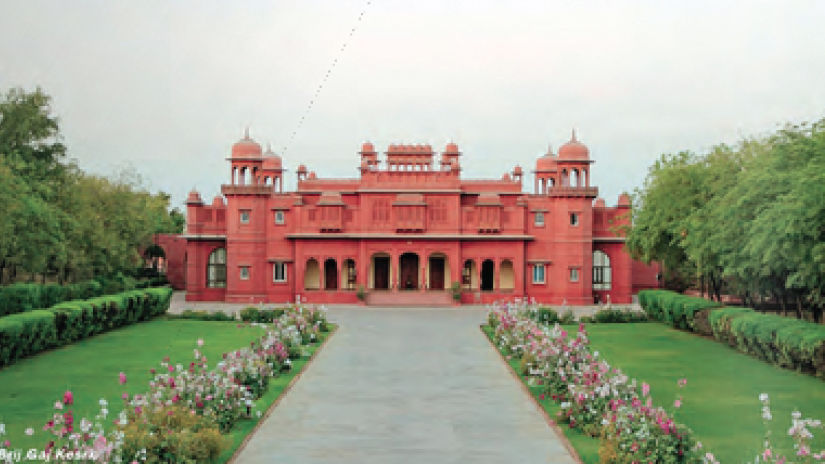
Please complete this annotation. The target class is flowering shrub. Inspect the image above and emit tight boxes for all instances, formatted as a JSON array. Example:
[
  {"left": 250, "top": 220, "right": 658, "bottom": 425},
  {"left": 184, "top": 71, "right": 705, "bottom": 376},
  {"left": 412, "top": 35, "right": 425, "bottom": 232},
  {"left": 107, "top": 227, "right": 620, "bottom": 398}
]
[
  {"left": 752, "top": 393, "right": 825, "bottom": 463},
  {"left": 37, "top": 392, "right": 124, "bottom": 463},
  {"left": 119, "top": 405, "right": 225, "bottom": 463},
  {"left": 14, "top": 303, "right": 328, "bottom": 463},
  {"left": 488, "top": 300, "right": 705, "bottom": 463}
]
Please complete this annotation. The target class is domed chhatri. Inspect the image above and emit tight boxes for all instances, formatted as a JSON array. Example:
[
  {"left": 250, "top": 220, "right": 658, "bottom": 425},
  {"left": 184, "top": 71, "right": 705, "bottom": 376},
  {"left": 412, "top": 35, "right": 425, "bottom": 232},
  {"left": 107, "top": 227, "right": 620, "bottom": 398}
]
[
  {"left": 557, "top": 129, "right": 590, "bottom": 161},
  {"left": 231, "top": 128, "right": 262, "bottom": 158},
  {"left": 262, "top": 143, "right": 282, "bottom": 169},
  {"left": 536, "top": 145, "right": 557, "bottom": 171}
]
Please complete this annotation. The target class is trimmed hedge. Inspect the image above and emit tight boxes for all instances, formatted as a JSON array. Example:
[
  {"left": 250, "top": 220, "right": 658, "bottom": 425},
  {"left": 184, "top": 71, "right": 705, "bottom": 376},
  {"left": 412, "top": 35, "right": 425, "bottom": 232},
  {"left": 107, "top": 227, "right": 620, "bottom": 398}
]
[
  {"left": 0, "top": 287, "right": 173, "bottom": 367},
  {"left": 640, "top": 290, "right": 825, "bottom": 379},
  {"left": 0, "top": 274, "right": 165, "bottom": 318},
  {"left": 638, "top": 289, "right": 721, "bottom": 332},
  {"left": 584, "top": 309, "right": 650, "bottom": 324}
]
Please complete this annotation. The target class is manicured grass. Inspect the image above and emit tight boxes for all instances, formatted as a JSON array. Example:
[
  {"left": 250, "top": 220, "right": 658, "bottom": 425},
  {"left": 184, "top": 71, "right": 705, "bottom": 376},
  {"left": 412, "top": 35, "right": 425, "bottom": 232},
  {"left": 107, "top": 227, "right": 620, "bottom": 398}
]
[
  {"left": 218, "top": 325, "right": 336, "bottom": 463},
  {"left": 482, "top": 326, "right": 601, "bottom": 463},
  {"left": 0, "top": 318, "right": 267, "bottom": 452},
  {"left": 586, "top": 323, "right": 825, "bottom": 463}
]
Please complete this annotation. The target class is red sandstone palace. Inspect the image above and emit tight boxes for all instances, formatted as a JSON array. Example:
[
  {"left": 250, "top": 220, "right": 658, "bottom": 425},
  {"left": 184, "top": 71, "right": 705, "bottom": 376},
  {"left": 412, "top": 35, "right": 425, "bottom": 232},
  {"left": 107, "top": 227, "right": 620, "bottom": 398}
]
[{"left": 177, "top": 130, "right": 658, "bottom": 306}]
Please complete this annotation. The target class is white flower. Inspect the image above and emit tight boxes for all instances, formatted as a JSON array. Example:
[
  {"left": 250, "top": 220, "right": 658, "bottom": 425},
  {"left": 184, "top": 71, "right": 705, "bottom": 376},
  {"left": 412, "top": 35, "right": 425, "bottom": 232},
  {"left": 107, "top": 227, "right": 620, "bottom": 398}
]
[
  {"left": 24, "top": 427, "right": 33, "bottom": 436},
  {"left": 0, "top": 423, "right": 5, "bottom": 435},
  {"left": 99, "top": 398, "right": 108, "bottom": 407},
  {"left": 759, "top": 393, "right": 769, "bottom": 402},
  {"left": 792, "top": 410, "right": 802, "bottom": 420}
]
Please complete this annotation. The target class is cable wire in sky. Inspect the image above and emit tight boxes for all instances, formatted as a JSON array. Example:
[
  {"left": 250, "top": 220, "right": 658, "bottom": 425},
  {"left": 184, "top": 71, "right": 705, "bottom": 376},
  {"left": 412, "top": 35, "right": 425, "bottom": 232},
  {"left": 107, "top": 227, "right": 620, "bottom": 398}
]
[{"left": 281, "top": 1, "right": 373, "bottom": 156}]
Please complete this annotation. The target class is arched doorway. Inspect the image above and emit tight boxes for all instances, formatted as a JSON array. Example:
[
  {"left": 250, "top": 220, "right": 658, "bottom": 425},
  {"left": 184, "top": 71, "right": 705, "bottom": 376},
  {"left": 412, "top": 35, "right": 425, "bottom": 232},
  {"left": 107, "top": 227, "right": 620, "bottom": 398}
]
[
  {"left": 481, "top": 259, "right": 494, "bottom": 291},
  {"left": 399, "top": 253, "right": 419, "bottom": 290},
  {"left": 304, "top": 258, "right": 320, "bottom": 290},
  {"left": 371, "top": 253, "right": 390, "bottom": 290},
  {"left": 500, "top": 259, "right": 514, "bottom": 290},
  {"left": 324, "top": 258, "right": 338, "bottom": 290},
  {"left": 428, "top": 253, "right": 448, "bottom": 290}
]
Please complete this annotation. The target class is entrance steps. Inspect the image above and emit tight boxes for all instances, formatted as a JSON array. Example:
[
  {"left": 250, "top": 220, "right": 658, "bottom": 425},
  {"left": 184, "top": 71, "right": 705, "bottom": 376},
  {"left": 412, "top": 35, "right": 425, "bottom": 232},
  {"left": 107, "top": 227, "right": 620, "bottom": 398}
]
[{"left": 365, "top": 290, "right": 454, "bottom": 307}]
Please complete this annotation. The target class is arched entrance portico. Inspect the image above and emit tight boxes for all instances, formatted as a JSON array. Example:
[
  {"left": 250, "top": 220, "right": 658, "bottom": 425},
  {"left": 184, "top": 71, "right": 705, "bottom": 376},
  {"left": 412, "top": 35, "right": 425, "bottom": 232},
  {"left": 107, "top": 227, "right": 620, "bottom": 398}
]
[{"left": 399, "top": 252, "right": 419, "bottom": 290}]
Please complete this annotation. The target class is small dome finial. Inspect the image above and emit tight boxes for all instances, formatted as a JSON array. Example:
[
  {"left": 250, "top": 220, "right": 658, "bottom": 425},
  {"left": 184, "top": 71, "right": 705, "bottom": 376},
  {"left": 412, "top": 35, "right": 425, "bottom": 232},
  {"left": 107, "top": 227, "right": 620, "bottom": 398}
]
[
  {"left": 244, "top": 127, "right": 250, "bottom": 140},
  {"left": 547, "top": 144, "right": 554, "bottom": 156},
  {"left": 571, "top": 128, "right": 577, "bottom": 142}
]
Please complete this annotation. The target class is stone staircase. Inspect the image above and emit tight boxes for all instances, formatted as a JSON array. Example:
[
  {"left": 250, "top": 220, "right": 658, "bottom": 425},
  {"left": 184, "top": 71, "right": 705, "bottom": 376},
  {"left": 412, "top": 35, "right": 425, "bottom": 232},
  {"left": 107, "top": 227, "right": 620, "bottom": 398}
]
[{"left": 365, "top": 290, "right": 454, "bottom": 307}]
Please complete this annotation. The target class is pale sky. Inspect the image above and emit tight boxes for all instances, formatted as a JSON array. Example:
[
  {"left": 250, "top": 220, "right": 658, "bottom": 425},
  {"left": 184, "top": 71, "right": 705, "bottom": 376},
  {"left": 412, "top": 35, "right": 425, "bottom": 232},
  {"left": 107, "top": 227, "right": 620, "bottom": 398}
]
[{"left": 2, "top": 0, "right": 824, "bottom": 209}]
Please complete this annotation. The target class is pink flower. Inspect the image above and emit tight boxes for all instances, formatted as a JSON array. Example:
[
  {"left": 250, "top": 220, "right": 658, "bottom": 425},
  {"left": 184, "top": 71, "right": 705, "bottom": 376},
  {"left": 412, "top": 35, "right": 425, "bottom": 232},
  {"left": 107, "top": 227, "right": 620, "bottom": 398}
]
[
  {"left": 2, "top": 440, "right": 9, "bottom": 448},
  {"left": 642, "top": 382, "right": 650, "bottom": 397},
  {"left": 197, "top": 338, "right": 204, "bottom": 347},
  {"left": 63, "top": 390, "right": 74, "bottom": 406},
  {"left": 763, "top": 448, "right": 772, "bottom": 460},
  {"left": 168, "top": 365, "right": 175, "bottom": 373},
  {"left": 674, "top": 399, "right": 682, "bottom": 408},
  {"left": 678, "top": 378, "right": 687, "bottom": 388},
  {"left": 122, "top": 392, "right": 129, "bottom": 401},
  {"left": 54, "top": 401, "right": 63, "bottom": 410},
  {"left": 118, "top": 372, "right": 127, "bottom": 385}
]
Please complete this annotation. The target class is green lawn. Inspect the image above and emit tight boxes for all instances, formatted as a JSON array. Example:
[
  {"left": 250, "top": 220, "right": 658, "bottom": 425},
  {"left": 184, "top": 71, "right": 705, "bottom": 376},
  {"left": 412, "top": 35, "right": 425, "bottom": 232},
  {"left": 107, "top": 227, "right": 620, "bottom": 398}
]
[
  {"left": 587, "top": 323, "right": 825, "bottom": 463},
  {"left": 0, "top": 318, "right": 267, "bottom": 452},
  {"left": 484, "top": 322, "right": 825, "bottom": 463}
]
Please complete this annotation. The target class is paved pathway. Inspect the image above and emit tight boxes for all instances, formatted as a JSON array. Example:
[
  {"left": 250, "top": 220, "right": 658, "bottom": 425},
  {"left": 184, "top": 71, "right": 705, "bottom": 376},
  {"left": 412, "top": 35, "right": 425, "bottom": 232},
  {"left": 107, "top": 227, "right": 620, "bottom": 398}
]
[{"left": 234, "top": 307, "right": 578, "bottom": 464}]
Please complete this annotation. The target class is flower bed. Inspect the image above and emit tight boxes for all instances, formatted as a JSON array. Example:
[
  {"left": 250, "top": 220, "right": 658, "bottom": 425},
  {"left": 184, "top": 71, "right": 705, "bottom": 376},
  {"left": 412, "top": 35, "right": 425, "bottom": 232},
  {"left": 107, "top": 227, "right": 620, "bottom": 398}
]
[
  {"left": 489, "top": 300, "right": 825, "bottom": 463},
  {"left": 486, "top": 301, "right": 707, "bottom": 463},
  {"left": 0, "top": 304, "right": 331, "bottom": 463}
]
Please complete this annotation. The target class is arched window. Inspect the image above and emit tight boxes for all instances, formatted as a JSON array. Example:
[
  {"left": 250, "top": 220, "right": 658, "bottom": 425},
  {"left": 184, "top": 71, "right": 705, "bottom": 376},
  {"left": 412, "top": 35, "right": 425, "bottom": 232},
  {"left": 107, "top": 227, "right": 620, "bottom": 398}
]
[
  {"left": 593, "top": 250, "right": 611, "bottom": 290},
  {"left": 206, "top": 248, "right": 227, "bottom": 288}
]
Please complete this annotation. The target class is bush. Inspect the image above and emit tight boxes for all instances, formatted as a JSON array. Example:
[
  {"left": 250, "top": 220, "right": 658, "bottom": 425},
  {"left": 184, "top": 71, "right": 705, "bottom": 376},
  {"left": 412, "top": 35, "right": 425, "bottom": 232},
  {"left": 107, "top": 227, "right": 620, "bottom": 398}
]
[
  {"left": 637, "top": 289, "right": 719, "bottom": 330},
  {"left": 591, "top": 309, "right": 649, "bottom": 323},
  {"left": 0, "top": 287, "right": 173, "bottom": 367},
  {"left": 178, "top": 309, "right": 235, "bottom": 321},
  {"left": 534, "top": 307, "right": 560, "bottom": 325},
  {"left": 120, "top": 405, "right": 227, "bottom": 463},
  {"left": 239, "top": 307, "right": 286, "bottom": 323},
  {"left": 0, "top": 310, "right": 57, "bottom": 366},
  {"left": 0, "top": 276, "right": 163, "bottom": 318},
  {"left": 725, "top": 311, "right": 825, "bottom": 378}
]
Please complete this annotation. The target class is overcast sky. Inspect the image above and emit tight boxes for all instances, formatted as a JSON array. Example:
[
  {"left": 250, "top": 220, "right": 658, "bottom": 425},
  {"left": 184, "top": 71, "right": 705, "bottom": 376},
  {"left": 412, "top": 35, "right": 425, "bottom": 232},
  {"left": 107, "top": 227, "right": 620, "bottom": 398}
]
[{"left": 2, "top": 0, "right": 824, "bottom": 209}]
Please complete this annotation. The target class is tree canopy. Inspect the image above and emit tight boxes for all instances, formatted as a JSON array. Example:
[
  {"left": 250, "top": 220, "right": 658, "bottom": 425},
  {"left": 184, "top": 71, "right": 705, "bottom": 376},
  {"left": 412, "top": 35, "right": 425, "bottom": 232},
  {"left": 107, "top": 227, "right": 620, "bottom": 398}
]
[
  {"left": 0, "top": 87, "right": 184, "bottom": 284},
  {"left": 626, "top": 118, "right": 825, "bottom": 321}
]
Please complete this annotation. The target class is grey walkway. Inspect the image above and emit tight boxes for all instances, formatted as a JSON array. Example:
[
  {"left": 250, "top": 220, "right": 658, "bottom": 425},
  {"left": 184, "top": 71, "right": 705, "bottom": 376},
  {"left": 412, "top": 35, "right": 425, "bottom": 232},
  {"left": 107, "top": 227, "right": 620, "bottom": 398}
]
[{"left": 234, "top": 307, "right": 577, "bottom": 464}]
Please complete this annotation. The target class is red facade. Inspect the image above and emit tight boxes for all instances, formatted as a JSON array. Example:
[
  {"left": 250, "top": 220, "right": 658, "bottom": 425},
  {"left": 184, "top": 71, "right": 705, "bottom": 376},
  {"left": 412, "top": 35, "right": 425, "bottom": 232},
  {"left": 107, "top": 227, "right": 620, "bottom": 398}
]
[{"left": 180, "top": 131, "right": 658, "bottom": 305}]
